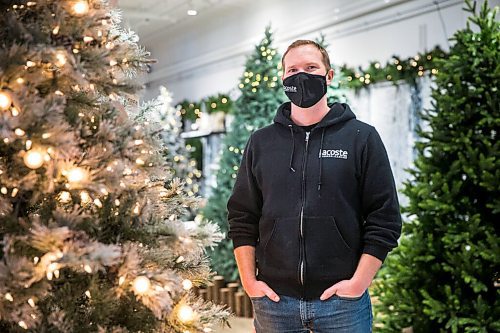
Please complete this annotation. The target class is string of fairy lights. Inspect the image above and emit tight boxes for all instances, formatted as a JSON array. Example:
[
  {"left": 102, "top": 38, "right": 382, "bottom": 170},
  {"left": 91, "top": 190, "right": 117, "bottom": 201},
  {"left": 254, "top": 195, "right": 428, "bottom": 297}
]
[
  {"left": 1, "top": 1, "right": 205, "bottom": 330},
  {"left": 339, "top": 46, "right": 446, "bottom": 90}
]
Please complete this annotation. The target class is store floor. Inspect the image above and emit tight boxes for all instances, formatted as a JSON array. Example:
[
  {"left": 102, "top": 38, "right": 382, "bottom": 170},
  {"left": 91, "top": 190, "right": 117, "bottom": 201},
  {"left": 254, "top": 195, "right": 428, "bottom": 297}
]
[{"left": 214, "top": 317, "right": 254, "bottom": 333}]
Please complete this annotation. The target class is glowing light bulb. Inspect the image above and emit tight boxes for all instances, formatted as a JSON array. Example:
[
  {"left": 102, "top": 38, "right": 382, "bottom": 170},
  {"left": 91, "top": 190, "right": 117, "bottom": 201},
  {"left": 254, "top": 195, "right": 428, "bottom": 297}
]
[
  {"left": 133, "top": 276, "right": 151, "bottom": 294},
  {"left": 58, "top": 191, "right": 71, "bottom": 203},
  {"left": 66, "top": 167, "right": 88, "bottom": 183},
  {"left": 15, "top": 128, "right": 25, "bottom": 136},
  {"left": 24, "top": 150, "right": 44, "bottom": 169},
  {"left": 80, "top": 191, "right": 91, "bottom": 204},
  {"left": 178, "top": 304, "right": 195, "bottom": 323},
  {"left": 0, "top": 91, "right": 12, "bottom": 110},
  {"left": 72, "top": 1, "right": 89, "bottom": 16},
  {"left": 55, "top": 51, "right": 67, "bottom": 67},
  {"left": 182, "top": 279, "right": 193, "bottom": 290}
]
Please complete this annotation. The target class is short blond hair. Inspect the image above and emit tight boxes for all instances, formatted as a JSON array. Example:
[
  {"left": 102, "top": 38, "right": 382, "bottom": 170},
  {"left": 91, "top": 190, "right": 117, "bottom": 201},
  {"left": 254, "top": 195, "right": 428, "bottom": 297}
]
[{"left": 282, "top": 40, "right": 332, "bottom": 72}]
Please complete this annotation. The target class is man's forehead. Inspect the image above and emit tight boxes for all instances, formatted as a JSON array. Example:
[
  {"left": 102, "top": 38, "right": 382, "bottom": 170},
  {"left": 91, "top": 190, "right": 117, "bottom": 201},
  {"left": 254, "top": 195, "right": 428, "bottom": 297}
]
[{"left": 284, "top": 45, "right": 323, "bottom": 66}]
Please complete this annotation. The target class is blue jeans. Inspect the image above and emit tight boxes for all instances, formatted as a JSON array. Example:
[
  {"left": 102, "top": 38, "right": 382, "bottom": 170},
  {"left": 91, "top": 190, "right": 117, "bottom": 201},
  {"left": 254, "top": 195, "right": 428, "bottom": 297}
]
[{"left": 250, "top": 289, "right": 372, "bottom": 333}]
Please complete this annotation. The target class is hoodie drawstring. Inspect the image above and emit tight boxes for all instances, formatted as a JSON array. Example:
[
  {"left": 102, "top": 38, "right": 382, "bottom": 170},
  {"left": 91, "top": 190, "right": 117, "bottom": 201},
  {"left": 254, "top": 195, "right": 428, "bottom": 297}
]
[
  {"left": 288, "top": 125, "right": 296, "bottom": 172},
  {"left": 318, "top": 127, "right": 326, "bottom": 193}
]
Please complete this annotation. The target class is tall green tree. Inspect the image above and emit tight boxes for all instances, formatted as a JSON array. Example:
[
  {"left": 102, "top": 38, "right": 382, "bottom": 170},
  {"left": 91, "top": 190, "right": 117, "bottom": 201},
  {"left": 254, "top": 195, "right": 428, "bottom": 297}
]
[
  {"left": 372, "top": 1, "right": 499, "bottom": 332},
  {"left": 0, "top": 1, "right": 228, "bottom": 332},
  {"left": 202, "top": 27, "right": 285, "bottom": 281}
]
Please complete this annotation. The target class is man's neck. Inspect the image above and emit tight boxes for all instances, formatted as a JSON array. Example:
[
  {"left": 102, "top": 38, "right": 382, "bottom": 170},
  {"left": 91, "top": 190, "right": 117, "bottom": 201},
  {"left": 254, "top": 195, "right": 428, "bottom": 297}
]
[{"left": 290, "top": 96, "right": 330, "bottom": 126}]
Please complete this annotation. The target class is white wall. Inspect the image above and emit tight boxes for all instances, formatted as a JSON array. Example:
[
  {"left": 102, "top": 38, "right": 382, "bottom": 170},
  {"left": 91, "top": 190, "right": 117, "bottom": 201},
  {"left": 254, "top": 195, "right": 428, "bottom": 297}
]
[{"left": 140, "top": 0, "right": 499, "bottom": 102}]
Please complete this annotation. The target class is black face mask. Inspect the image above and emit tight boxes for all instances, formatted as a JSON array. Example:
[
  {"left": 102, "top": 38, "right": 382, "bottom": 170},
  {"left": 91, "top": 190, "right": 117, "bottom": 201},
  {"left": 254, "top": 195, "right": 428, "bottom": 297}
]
[{"left": 283, "top": 72, "right": 328, "bottom": 108}]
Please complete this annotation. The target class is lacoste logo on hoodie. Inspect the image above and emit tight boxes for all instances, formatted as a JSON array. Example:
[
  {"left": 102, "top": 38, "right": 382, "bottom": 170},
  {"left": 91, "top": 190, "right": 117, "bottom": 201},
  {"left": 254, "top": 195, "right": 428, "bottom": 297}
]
[
  {"left": 319, "top": 149, "right": 348, "bottom": 159},
  {"left": 283, "top": 86, "right": 297, "bottom": 93}
]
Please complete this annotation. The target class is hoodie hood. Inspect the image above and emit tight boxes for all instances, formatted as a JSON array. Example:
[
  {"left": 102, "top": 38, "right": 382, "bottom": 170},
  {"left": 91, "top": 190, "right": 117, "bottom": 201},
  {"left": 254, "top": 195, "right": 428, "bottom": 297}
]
[
  {"left": 273, "top": 101, "right": 356, "bottom": 129},
  {"left": 273, "top": 102, "right": 357, "bottom": 193}
]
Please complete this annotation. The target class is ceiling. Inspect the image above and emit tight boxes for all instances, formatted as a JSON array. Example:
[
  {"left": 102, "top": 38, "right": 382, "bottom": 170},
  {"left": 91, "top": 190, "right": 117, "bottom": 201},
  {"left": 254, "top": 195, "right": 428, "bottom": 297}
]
[{"left": 113, "top": 0, "right": 247, "bottom": 42}]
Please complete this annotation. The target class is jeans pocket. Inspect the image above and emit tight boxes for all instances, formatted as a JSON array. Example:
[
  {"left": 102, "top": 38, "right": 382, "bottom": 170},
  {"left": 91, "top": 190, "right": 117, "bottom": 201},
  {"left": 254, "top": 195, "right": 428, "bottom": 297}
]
[
  {"left": 304, "top": 216, "right": 354, "bottom": 282},
  {"left": 335, "top": 293, "right": 365, "bottom": 301}
]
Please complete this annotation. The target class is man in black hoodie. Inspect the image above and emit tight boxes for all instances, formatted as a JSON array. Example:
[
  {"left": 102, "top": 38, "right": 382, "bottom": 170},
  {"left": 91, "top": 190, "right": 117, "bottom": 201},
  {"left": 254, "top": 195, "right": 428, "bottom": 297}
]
[{"left": 227, "top": 40, "right": 402, "bottom": 332}]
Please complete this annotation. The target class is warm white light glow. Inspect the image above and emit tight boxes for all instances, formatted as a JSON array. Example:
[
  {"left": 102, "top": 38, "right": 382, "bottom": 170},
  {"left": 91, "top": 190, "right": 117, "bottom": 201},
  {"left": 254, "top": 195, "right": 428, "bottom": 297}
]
[
  {"left": 55, "top": 51, "right": 67, "bottom": 67},
  {"left": 0, "top": 91, "right": 12, "bottom": 110},
  {"left": 72, "top": 1, "right": 89, "bottom": 15},
  {"left": 24, "top": 150, "right": 44, "bottom": 169},
  {"left": 182, "top": 279, "right": 193, "bottom": 290},
  {"left": 15, "top": 128, "right": 25, "bottom": 136},
  {"left": 187, "top": 9, "right": 197, "bottom": 16},
  {"left": 132, "top": 276, "right": 151, "bottom": 294},
  {"left": 18, "top": 321, "right": 28, "bottom": 329},
  {"left": 66, "top": 167, "right": 88, "bottom": 183},
  {"left": 80, "top": 191, "right": 92, "bottom": 204},
  {"left": 28, "top": 298, "right": 35, "bottom": 307},
  {"left": 58, "top": 191, "right": 71, "bottom": 203},
  {"left": 177, "top": 304, "right": 195, "bottom": 323}
]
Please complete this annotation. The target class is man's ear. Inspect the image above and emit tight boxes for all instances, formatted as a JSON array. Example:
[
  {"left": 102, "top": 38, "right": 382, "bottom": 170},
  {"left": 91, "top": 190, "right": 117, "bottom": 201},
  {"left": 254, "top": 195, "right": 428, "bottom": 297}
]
[{"left": 326, "top": 68, "right": 334, "bottom": 85}]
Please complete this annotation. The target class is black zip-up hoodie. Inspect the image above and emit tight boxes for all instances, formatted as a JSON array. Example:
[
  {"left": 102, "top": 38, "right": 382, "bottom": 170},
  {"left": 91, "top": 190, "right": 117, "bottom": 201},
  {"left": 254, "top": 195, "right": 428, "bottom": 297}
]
[{"left": 227, "top": 102, "right": 402, "bottom": 300}]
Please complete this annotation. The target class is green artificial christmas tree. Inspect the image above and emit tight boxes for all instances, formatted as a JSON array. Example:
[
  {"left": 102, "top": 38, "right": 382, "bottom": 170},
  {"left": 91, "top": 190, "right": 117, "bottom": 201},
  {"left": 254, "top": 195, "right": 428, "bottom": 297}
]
[
  {"left": 202, "top": 26, "right": 285, "bottom": 281},
  {"left": 372, "top": 1, "right": 499, "bottom": 332},
  {"left": 315, "top": 33, "right": 348, "bottom": 104},
  {"left": 0, "top": 1, "right": 228, "bottom": 332}
]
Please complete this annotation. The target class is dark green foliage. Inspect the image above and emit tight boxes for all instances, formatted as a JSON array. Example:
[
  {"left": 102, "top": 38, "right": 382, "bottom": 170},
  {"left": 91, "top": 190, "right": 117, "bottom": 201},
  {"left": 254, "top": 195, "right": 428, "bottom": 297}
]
[
  {"left": 340, "top": 46, "right": 447, "bottom": 91},
  {"left": 372, "top": 1, "right": 500, "bottom": 332},
  {"left": 202, "top": 27, "right": 285, "bottom": 281}
]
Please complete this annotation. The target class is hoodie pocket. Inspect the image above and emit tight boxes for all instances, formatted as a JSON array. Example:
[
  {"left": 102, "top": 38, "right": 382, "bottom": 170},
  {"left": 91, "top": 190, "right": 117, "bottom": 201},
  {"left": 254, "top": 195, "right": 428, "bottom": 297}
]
[
  {"left": 304, "top": 216, "right": 355, "bottom": 282},
  {"left": 256, "top": 216, "right": 300, "bottom": 282}
]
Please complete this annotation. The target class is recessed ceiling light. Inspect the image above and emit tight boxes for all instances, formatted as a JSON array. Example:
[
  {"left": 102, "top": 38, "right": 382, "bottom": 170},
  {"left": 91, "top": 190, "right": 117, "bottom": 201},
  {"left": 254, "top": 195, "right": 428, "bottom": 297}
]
[{"left": 187, "top": 9, "right": 197, "bottom": 16}]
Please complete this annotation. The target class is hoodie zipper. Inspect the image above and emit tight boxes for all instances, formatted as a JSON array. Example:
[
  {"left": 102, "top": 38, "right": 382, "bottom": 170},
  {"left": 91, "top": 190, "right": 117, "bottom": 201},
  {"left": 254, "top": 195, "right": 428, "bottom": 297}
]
[{"left": 299, "top": 131, "right": 310, "bottom": 286}]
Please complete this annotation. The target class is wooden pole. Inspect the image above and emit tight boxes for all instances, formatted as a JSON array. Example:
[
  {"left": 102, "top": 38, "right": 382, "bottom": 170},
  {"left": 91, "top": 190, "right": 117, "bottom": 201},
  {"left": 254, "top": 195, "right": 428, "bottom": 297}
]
[
  {"left": 227, "top": 282, "right": 240, "bottom": 313},
  {"left": 213, "top": 275, "right": 225, "bottom": 304},
  {"left": 199, "top": 289, "right": 208, "bottom": 301},
  {"left": 206, "top": 283, "right": 214, "bottom": 302},
  {"left": 235, "top": 291, "right": 245, "bottom": 317},
  {"left": 243, "top": 292, "right": 253, "bottom": 318},
  {"left": 220, "top": 288, "right": 231, "bottom": 310}
]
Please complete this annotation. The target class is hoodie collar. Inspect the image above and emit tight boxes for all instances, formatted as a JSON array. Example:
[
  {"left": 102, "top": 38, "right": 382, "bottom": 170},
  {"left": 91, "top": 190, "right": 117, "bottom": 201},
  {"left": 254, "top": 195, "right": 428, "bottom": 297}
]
[
  {"left": 274, "top": 101, "right": 356, "bottom": 196},
  {"left": 273, "top": 101, "right": 356, "bottom": 130}
]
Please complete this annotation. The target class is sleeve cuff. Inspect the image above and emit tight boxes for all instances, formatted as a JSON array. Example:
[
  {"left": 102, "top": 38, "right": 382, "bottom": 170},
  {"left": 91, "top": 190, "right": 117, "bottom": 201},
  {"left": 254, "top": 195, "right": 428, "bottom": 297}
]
[
  {"left": 363, "top": 243, "right": 391, "bottom": 262},
  {"left": 232, "top": 237, "right": 257, "bottom": 249}
]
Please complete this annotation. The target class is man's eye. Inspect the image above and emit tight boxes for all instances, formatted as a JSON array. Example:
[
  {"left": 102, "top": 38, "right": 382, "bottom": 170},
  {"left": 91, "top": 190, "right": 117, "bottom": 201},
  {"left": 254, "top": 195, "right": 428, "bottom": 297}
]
[
  {"left": 307, "top": 66, "right": 317, "bottom": 70},
  {"left": 288, "top": 69, "right": 296, "bottom": 73}
]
